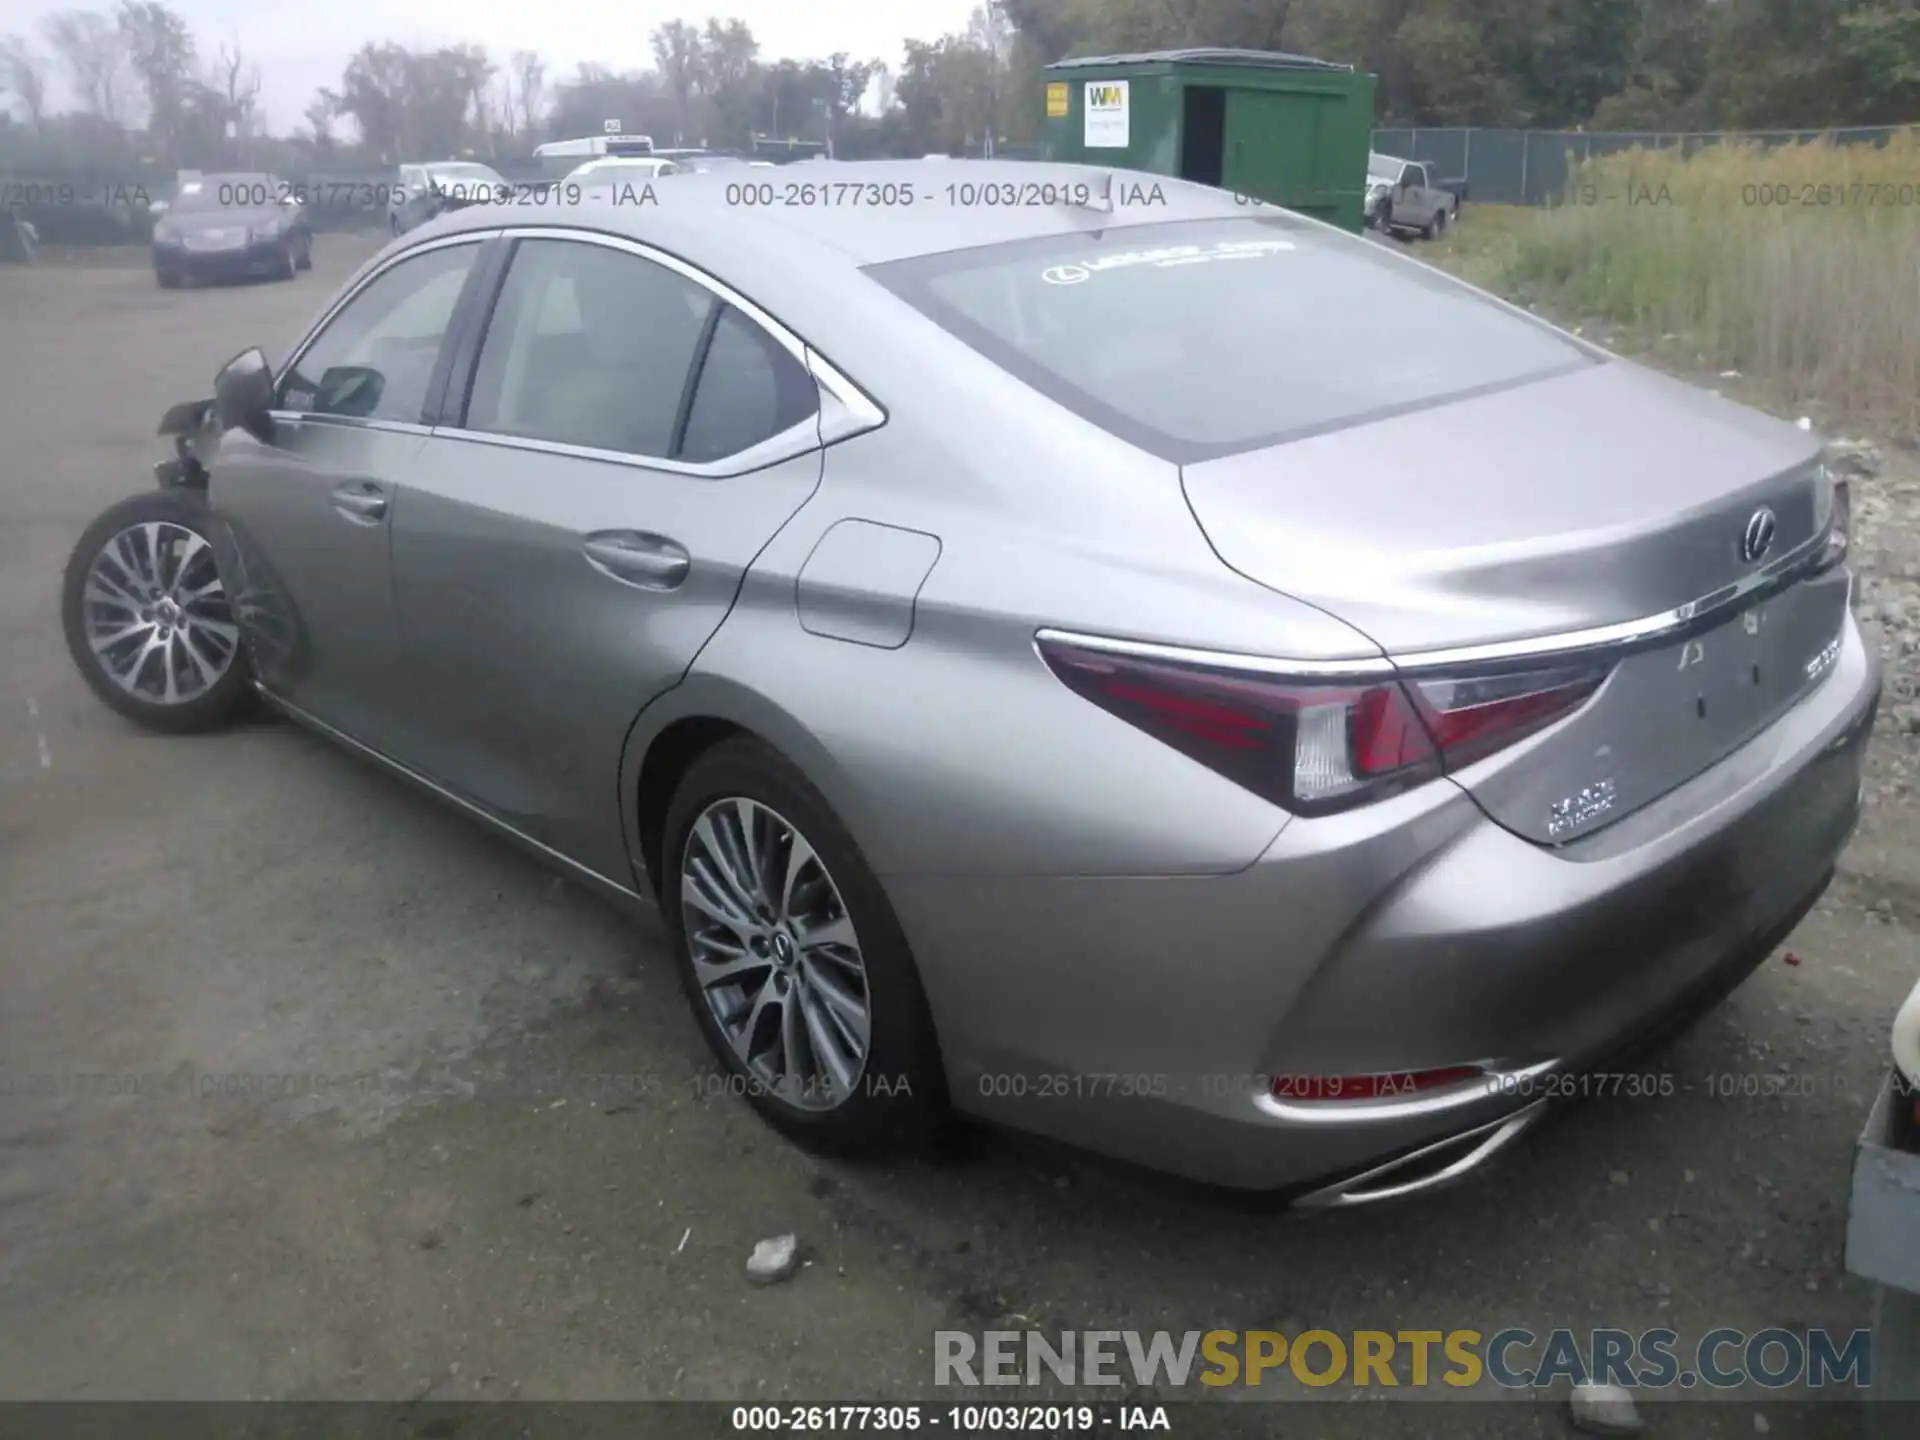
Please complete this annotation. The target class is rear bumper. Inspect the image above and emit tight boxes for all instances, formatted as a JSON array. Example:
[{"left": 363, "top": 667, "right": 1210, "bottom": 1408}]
[{"left": 890, "top": 613, "right": 1881, "bottom": 1194}]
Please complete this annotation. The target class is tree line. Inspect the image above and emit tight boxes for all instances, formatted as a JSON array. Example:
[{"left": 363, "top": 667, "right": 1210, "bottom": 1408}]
[
  {"left": 997, "top": 0, "right": 1920, "bottom": 131},
  {"left": 2, "top": 0, "right": 1917, "bottom": 178}
]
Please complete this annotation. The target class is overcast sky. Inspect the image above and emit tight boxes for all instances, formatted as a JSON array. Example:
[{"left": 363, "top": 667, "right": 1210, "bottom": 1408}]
[{"left": 7, "top": 0, "right": 985, "bottom": 133}]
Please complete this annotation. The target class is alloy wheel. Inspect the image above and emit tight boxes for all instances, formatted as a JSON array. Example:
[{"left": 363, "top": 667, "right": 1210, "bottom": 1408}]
[
  {"left": 679, "top": 797, "right": 872, "bottom": 1112},
  {"left": 80, "top": 521, "right": 239, "bottom": 704}
]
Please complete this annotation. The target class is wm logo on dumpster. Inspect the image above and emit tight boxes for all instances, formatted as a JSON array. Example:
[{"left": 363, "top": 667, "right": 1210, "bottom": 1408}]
[{"left": 1088, "top": 85, "right": 1126, "bottom": 109}]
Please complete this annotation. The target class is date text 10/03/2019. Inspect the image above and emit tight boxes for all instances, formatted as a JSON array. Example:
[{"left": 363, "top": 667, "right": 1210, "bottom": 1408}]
[{"left": 731, "top": 1405, "right": 1171, "bottom": 1432}]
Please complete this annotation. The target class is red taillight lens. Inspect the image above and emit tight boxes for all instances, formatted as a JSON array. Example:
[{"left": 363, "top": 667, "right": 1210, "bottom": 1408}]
[
  {"left": 1037, "top": 638, "right": 1439, "bottom": 815},
  {"left": 1038, "top": 637, "right": 1609, "bottom": 815},
  {"left": 1819, "top": 473, "right": 1851, "bottom": 571},
  {"left": 1403, "top": 662, "right": 1610, "bottom": 773}
]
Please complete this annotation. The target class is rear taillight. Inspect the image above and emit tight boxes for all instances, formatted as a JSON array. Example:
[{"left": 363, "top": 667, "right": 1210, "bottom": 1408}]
[
  {"left": 1400, "top": 662, "right": 1611, "bottom": 773},
  {"left": 1037, "top": 637, "right": 1608, "bottom": 816},
  {"left": 1818, "top": 471, "right": 1851, "bottom": 571}
]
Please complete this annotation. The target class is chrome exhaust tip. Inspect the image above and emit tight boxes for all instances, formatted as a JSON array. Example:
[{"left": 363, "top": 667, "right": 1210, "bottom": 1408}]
[{"left": 1292, "top": 1099, "right": 1551, "bottom": 1209}]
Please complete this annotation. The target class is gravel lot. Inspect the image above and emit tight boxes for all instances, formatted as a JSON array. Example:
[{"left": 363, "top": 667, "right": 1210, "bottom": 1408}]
[{"left": 0, "top": 235, "right": 1915, "bottom": 1437}]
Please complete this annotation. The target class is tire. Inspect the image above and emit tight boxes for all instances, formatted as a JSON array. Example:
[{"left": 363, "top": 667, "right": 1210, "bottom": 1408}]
[
  {"left": 61, "top": 488, "right": 254, "bottom": 734},
  {"left": 1433, "top": 207, "right": 1452, "bottom": 238},
  {"left": 155, "top": 268, "right": 180, "bottom": 289},
  {"left": 295, "top": 233, "right": 313, "bottom": 270},
  {"left": 390, "top": 215, "right": 404, "bottom": 237},
  {"left": 277, "top": 240, "right": 298, "bottom": 281},
  {"left": 661, "top": 737, "right": 949, "bottom": 1156}
]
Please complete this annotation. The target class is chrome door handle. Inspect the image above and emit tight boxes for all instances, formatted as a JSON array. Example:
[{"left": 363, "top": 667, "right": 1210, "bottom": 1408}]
[
  {"left": 331, "top": 483, "right": 388, "bottom": 523},
  {"left": 582, "top": 532, "right": 691, "bottom": 591}
]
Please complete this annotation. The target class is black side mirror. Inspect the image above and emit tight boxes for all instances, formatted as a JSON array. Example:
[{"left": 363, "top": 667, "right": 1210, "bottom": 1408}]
[{"left": 215, "top": 347, "right": 275, "bottom": 441}]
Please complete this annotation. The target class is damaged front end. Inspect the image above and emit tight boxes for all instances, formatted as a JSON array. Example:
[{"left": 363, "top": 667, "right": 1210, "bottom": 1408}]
[{"left": 154, "top": 397, "right": 217, "bottom": 489}]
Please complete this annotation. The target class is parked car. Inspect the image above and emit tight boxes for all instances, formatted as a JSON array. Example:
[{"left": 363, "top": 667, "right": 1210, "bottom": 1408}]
[
  {"left": 389, "top": 162, "right": 510, "bottom": 235},
  {"left": 671, "top": 153, "right": 756, "bottom": 175},
  {"left": 534, "top": 134, "right": 658, "bottom": 181},
  {"left": 65, "top": 160, "right": 1878, "bottom": 1202},
  {"left": 150, "top": 172, "right": 313, "bottom": 287},
  {"left": 1366, "top": 152, "right": 1464, "bottom": 239},
  {"left": 562, "top": 155, "right": 684, "bottom": 189}
]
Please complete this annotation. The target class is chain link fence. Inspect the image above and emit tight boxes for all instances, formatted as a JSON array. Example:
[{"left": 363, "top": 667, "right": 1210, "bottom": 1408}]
[{"left": 1368, "top": 124, "right": 1912, "bottom": 206}]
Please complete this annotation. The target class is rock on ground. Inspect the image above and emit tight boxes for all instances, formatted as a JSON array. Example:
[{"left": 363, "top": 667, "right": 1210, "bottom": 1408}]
[
  {"left": 747, "top": 1234, "right": 801, "bottom": 1286},
  {"left": 1569, "top": 1382, "right": 1644, "bottom": 1434}
]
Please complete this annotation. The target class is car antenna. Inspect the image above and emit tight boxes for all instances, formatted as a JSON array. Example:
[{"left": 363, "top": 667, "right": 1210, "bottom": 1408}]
[{"left": 1059, "top": 169, "right": 1121, "bottom": 216}]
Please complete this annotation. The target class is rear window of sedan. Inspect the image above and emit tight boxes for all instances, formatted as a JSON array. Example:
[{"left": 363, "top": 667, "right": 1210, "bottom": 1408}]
[{"left": 865, "top": 216, "right": 1595, "bottom": 464}]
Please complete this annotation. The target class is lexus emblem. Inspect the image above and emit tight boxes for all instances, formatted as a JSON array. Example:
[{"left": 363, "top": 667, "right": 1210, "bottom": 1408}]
[{"left": 1739, "top": 506, "right": 1777, "bottom": 564}]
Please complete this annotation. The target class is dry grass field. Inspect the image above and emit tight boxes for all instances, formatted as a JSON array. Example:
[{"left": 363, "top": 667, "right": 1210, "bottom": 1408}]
[{"left": 1427, "top": 132, "right": 1920, "bottom": 435}]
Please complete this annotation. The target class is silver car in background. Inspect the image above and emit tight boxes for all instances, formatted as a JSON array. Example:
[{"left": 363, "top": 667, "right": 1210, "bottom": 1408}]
[
  {"left": 388, "top": 161, "right": 511, "bottom": 235},
  {"left": 560, "top": 155, "right": 685, "bottom": 192},
  {"left": 64, "top": 161, "right": 1879, "bottom": 1204}
]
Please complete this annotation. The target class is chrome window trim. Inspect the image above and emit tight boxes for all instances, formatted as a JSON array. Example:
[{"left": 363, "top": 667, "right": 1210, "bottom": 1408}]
[
  {"left": 263, "top": 414, "right": 434, "bottom": 438},
  {"left": 275, "top": 230, "right": 500, "bottom": 400},
  {"left": 806, "top": 345, "right": 886, "bottom": 435},
  {"left": 1034, "top": 628, "right": 1395, "bottom": 680},
  {"left": 428, "top": 416, "right": 823, "bottom": 480},
  {"left": 1037, "top": 526, "right": 1833, "bottom": 682},
  {"left": 268, "top": 224, "right": 886, "bottom": 465},
  {"left": 481, "top": 225, "right": 885, "bottom": 454}
]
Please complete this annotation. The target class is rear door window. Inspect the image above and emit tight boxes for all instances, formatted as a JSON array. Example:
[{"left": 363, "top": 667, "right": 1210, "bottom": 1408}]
[
  {"left": 677, "top": 306, "right": 819, "bottom": 463},
  {"left": 865, "top": 216, "right": 1594, "bottom": 464},
  {"left": 461, "top": 238, "right": 818, "bottom": 464},
  {"left": 463, "top": 238, "right": 713, "bottom": 458}
]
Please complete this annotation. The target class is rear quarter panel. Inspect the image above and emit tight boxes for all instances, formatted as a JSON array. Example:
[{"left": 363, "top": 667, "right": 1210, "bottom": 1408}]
[{"left": 624, "top": 302, "right": 1387, "bottom": 881}]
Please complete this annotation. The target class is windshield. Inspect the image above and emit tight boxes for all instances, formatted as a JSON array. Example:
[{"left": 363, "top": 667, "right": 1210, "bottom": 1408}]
[
  {"left": 1367, "top": 155, "right": 1402, "bottom": 181},
  {"left": 169, "top": 175, "right": 280, "bottom": 213},
  {"left": 867, "top": 217, "right": 1593, "bottom": 463}
]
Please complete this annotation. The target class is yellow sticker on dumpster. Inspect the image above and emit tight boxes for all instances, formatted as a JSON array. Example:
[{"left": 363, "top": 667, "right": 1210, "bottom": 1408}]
[{"left": 1046, "top": 82, "right": 1069, "bottom": 118}]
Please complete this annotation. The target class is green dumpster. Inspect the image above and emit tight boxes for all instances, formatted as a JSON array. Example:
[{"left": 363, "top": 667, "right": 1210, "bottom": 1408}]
[{"left": 1041, "top": 48, "right": 1376, "bottom": 232}]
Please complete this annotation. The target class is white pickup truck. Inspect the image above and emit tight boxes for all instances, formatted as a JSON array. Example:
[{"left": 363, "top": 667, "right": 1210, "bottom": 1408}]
[{"left": 1365, "top": 152, "right": 1465, "bottom": 240}]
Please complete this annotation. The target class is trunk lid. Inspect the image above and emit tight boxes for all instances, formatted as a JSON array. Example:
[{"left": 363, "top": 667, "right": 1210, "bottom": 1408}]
[{"left": 1182, "top": 359, "right": 1848, "bottom": 844}]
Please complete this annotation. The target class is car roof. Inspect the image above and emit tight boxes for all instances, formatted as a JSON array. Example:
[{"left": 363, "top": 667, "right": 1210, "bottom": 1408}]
[
  {"left": 387, "top": 159, "right": 1318, "bottom": 370},
  {"left": 421, "top": 159, "right": 1260, "bottom": 267}
]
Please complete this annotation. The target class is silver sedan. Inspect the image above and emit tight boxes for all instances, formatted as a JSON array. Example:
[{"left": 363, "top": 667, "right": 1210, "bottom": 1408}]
[{"left": 61, "top": 161, "right": 1881, "bottom": 1203}]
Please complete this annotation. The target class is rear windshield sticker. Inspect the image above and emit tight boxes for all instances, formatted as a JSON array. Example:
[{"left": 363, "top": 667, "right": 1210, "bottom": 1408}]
[{"left": 1040, "top": 238, "right": 1296, "bottom": 285}]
